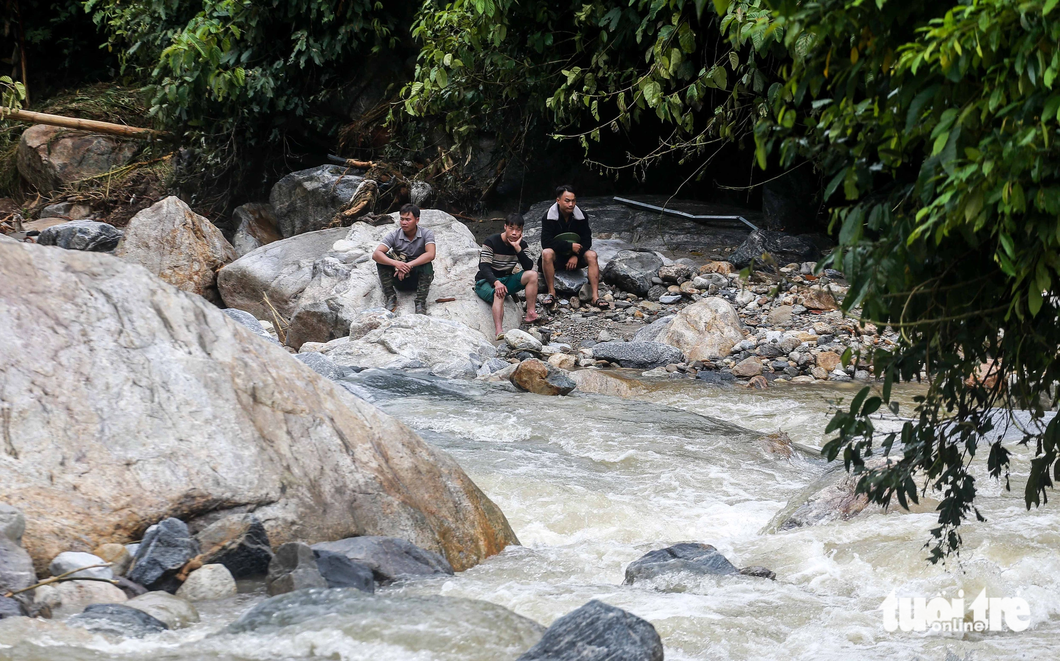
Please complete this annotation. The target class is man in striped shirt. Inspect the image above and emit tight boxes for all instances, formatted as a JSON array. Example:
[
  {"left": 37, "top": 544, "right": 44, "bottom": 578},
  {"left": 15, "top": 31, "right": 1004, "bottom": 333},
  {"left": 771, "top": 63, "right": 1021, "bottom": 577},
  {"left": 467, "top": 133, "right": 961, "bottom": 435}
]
[{"left": 475, "top": 213, "right": 540, "bottom": 339}]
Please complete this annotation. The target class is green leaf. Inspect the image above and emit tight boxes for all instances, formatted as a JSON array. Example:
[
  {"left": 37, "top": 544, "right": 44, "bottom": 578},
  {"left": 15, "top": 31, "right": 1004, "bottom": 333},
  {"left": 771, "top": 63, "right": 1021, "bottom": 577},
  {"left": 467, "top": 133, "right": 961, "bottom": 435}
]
[
  {"left": 713, "top": 0, "right": 731, "bottom": 16},
  {"left": 1046, "top": 0, "right": 1059, "bottom": 16},
  {"left": 850, "top": 386, "right": 870, "bottom": 415},
  {"left": 711, "top": 66, "right": 727, "bottom": 90},
  {"left": 729, "top": 51, "right": 739, "bottom": 70}
]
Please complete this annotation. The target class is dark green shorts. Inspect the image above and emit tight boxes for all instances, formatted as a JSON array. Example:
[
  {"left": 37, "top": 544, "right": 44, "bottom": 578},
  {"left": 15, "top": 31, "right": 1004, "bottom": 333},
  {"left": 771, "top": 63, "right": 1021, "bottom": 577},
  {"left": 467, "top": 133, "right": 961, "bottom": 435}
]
[{"left": 475, "top": 273, "right": 526, "bottom": 303}]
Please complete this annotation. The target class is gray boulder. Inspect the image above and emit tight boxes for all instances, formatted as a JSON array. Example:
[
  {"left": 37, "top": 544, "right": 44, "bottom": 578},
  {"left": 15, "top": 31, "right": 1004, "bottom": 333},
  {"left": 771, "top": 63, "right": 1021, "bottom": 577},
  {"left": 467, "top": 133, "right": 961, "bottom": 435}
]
[
  {"left": 0, "top": 504, "right": 25, "bottom": 545},
  {"left": 67, "top": 603, "right": 169, "bottom": 638},
  {"left": 37, "top": 220, "right": 122, "bottom": 252},
  {"left": 124, "top": 591, "right": 199, "bottom": 629},
  {"left": 623, "top": 543, "right": 737, "bottom": 585},
  {"left": 517, "top": 599, "right": 663, "bottom": 661},
  {"left": 266, "top": 542, "right": 327, "bottom": 596},
  {"left": 313, "top": 549, "right": 374, "bottom": 593},
  {"left": 311, "top": 536, "right": 453, "bottom": 583},
  {"left": 510, "top": 358, "right": 577, "bottom": 396},
  {"left": 0, "top": 530, "right": 36, "bottom": 595},
  {"left": 17, "top": 125, "right": 138, "bottom": 193},
  {"left": 294, "top": 352, "right": 351, "bottom": 381},
  {"left": 601, "top": 250, "right": 664, "bottom": 295},
  {"left": 269, "top": 165, "right": 364, "bottom": 238},
  {"left": 0, "top": 596, "right": 23, "bottom": 619},
  {"left": 730, "top": 229, "right": 820, "bottom": 269},
  {"left": 553, "top": 269, "right": 588, "bottom": 296},
  {"left": 231, "top": 202, "right": 281, "bottom": 257},
  {"left": 221, "top": 308, "right": 278, "bottom": 344},
  {"left": 49, "top": 551, "right": 113, "bottom": 580},
  {"left": 127, "top": 518, "right": 200, "bottom": 591},
  {"left": 196, "top": 514, "right": 273, "bottom": 579},
  {"left": 632, "top": 316, "right": 674, "bottom": 343},
  {"left": 592, "top": 341, "right": 684, "bottom": 369}
]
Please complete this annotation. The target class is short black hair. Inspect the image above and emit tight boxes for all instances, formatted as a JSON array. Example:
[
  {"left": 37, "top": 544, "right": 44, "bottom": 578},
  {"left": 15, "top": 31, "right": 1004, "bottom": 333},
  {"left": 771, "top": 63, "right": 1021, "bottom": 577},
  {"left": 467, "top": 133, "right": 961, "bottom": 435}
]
[
  {"left": 555, "top": 184, "right": 576, "bottom": 198},
  {"left": 400, "top": 203, "right": 421, "bottom": 218},
  {"left": 504, "top": 213, "right": 525, "bottom": 227}
]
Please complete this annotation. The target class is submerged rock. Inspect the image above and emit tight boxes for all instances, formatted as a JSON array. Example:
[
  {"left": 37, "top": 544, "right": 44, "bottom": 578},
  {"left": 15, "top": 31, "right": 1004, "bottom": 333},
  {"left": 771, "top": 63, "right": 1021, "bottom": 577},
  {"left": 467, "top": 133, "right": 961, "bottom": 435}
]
[
  {"left": 624, "top": 543, "right": 737, "bottom": 585},
  {"left": 124, "top": 591, "right": 199, "bottom": 629},
  {"left": 266, "top": 542, "right": 328, "bottom": 596},
  {"left": 67, "top": 603, "right": 168, "bottom": 638},
  {"left": 311, "top": 536, "right": 453, "bottom": 583},
  {"left": 510, "top": 358, "right": 577, "bottom": 396},
  {"left": 313, "top": 549, "right": 374, "bottom": 593},
  {"left": 0, "top": 240, "right": 517, "bottom": 573},
  {"left": 517, "top": 599, "right": 663, "bottom": 661},
  {"left": 765, "top": 462, "right": 882, "bottom": 532}
]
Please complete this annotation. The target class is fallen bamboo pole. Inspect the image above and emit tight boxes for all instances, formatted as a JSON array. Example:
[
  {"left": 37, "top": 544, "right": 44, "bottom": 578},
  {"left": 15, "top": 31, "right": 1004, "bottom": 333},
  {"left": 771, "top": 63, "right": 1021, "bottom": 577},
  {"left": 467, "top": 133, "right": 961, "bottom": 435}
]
[{"left": 0, "top": 107, "right": 168, "bottom": 139}]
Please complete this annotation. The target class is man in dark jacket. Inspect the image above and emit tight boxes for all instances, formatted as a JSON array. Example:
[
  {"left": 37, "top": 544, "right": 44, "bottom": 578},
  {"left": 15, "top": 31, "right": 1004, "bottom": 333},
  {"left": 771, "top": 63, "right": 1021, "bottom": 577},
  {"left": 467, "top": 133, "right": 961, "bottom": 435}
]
[{"left": 540, "top": 185, "right": 603, "bottom": 306}]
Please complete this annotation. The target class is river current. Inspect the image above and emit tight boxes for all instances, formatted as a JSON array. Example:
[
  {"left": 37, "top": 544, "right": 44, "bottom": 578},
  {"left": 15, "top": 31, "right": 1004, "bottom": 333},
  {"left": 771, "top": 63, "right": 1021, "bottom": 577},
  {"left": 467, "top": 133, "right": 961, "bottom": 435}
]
[{"left": 1, "top": 370, "right": 1056, "bottom": 660}]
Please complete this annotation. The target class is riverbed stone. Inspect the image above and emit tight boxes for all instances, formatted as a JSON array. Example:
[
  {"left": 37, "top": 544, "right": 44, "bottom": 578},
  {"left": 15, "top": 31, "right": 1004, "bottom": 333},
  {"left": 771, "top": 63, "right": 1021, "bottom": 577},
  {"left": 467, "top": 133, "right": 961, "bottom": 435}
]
[
  {"left": 510, "top": 358, "right": 577, "bottom": 396},
  {"left": 658, "top": 263, "right": 693, "bottom": 283},
  {"left": 0, "top": 240, "right": 517, "bottom": 575},
  {"left": 37, "top": 220, "right": 122, "bottom": 252},
  {"left": 51, "top": 580, "right": 128, "bottom": 618},
  {"left": 553, "top": 269, "right": 589, "bottom": 296},
  {"left": 623, "top": 543, "right": 737, "bottom": 585},
  {"left": 591, "top": 341, "right": 684, "bottom": 369},
  {"left": 816, "top": 351, "right": 842, "bottom": 372},
  {"left": 17, "top": 124, "right": 138, "bottom": 193},
  {"left": 0, "top": 596, "right": 23, "bottom": 619},
  {"left": 195, "top": 514, "right": 273, "bottom": 579},
  {"left": 765, "top": 462, "right": 883, "bottom": 532},
  {"left": 175, "top": 564, "right": 237, "bottom": 602},
  {"left": 601, "top": 250, "right": 664, "bottom": 295},
  {"left": 68, "top": 603, "right": 169, "bottom": 638},
  {"left": 0, "top": 538, "right": 36, "bottom": 595},
  {"left": 92, "top": 544, "right": 132, "bottom": 577},
  {"left": 313, "top": 549, "right": 374, "bottom": 593},
  {"left": 800, "top": 286, "right": 839, "bottom": 311},
  {"left": 269, "top": 165, "right": 364, "bottom": 238},
  {"left": 49, "top": 552, "right": 113, "bottom": 580},
  {"left": 267, "top": 542, "right": 328, "bottom": 596},
  {"left": 732, "top": 357, "right": 763, "bottom": 378},
  {"left": 506, "top": 328, "right": 543, "bottom": 352},
  {"left": 0, "top": 504, "right": 25, "bottom": 544},
  {"left": 311, "top": 536, "right": 454, "bottom": 584},
  {"left": 659, "top": 297, "right": 744, "bottom": 361},
  {"left": 516, "top": 599, "right": 663, "bottom": 661},
  {"left": 632, "top": 315, "right": 675, "bottom": 343},
  {"left": 547, "top": 353, "right": 577, "bottom": 370},
  {"left": 114, "top": 196, "right": 237, "bottom": 305},
  {"left": 767, "top": 305, "right": 793, "bottom": 326},
  {"left": 231, "top": 202, "right": 282, "bottom": 257},
  {"left": 125, "top": 591, "right": 200, "bottom": 629},
  {"left": 128, "top": 518, "right": 200, "bottom": 592}
]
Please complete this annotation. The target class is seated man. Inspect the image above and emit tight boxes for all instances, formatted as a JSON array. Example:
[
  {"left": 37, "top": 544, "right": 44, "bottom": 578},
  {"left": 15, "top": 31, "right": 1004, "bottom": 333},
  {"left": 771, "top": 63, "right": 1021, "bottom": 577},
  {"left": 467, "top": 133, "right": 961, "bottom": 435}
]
[
  {"left": 539, "top": 184, "right": 605, "bottom": 307},
  {"left": 372, "top": 203, "right": 436, "bottom": 315},
  {"left": 474, "top": 213, "right": 540, "bottom": 339}
]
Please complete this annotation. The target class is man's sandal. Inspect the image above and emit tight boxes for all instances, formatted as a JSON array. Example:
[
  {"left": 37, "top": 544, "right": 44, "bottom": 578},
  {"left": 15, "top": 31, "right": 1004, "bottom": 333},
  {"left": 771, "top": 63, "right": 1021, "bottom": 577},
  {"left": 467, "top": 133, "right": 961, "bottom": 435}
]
[{"left": 540, "top": 294, "right": 556, "bottom": 305}]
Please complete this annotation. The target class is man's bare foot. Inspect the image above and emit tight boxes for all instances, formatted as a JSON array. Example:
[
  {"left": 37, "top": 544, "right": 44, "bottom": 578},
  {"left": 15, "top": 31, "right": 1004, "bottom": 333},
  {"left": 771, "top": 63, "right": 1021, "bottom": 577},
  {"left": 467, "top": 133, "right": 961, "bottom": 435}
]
[{"left": 524, "top": 310, "right": 540, "bottom": 323}]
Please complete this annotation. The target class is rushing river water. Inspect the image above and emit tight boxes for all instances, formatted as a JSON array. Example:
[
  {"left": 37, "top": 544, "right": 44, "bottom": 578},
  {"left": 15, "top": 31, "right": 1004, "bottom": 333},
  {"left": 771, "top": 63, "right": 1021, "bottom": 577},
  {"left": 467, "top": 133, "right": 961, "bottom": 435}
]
[{"left": 1, "top": 370, "right": 1057, "bottom": 660}]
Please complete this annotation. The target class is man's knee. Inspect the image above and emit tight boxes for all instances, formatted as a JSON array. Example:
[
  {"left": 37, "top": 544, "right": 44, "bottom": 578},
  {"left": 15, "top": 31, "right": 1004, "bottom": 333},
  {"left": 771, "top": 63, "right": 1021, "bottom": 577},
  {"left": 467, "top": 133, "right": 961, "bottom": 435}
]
[
  {"left": 522, "top": 269, "right": 539, "bottom": 284},
  {"left": 542, "top": 249, "right": 555, "bottom": 263},
  {"left": 585, "top": 250, "right": 598, "bottom": 263}
]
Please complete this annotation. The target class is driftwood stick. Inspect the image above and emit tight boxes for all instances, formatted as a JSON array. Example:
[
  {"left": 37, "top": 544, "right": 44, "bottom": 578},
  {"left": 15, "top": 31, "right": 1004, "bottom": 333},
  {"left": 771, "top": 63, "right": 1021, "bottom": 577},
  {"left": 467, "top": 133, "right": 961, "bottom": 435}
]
[
  {"left": 0, "top": 107, "right": 168, "bottom": 139},
  {"left": 2, "top": 563, "right": 116, "bottom": 598}
]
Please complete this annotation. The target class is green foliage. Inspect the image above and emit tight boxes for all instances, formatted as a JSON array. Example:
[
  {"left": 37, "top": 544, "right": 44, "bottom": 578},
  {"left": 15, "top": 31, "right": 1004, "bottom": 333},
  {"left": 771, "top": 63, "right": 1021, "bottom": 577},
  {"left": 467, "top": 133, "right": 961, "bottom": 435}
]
[
  {"left": 402, "top": 0, "right": 783, "bottom": 179},
  {"left": 746, "top": 0, "right": 1060, "bottom": 560},
  {"left": 85, "top": 0, "right": 405, "bottom": 201}
]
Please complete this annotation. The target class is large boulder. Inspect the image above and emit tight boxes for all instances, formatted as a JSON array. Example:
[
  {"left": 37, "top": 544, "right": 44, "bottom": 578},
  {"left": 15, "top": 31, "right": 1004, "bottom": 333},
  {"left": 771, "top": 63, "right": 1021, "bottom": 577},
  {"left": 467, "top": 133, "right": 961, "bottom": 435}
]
[
  {"left": 311, "top": 536, "right": 453, "bottom": 583},
  {"left": 218, "top": 210, "right": 522, "bottom": 349},
  {"left": 318, "top": 311, "right": 498, "bottom": 379},
  {"left": 601, "top": 250, "right": 664, "bottom": 295},
  {"left": 509, "top": 359, "right": 577, "bottom": 396},
  {"left": 765, "top": 462, "right": 882, "bottom": 532},
  {"left": 623, "top": 543, "right": 738, "bottom": 585},
  {"left": 591, "top": 341, "right": 684, "bottom": 369},
  {"left": 269, "top": 165, "right": 364, "bottom": 238},
  {"left": 114, "top": 196, "right": 237, "bottom": 305},
  {"left": 127, "top": 518, "right": 200, "bottom": 591},
  {"left": 658, "top": 297, "right": 744, "bottom": 361},
  {"left": 0, "top": 241, "right": 517, "bottom": 574},
  {"left": 16, "top": 124, "right": 138, "bottom": 193},
  {"left": 230, "top": 202, "right": 282, "bottom": 257},
  {"left": 37, "top": 220, "right": 122, "bottom": 252},
  {"left": 517, "top": 600, "right": 663, "bottom": 661},
  {"left": 729, "top": 229, "right": 820, "bottom": 269}
]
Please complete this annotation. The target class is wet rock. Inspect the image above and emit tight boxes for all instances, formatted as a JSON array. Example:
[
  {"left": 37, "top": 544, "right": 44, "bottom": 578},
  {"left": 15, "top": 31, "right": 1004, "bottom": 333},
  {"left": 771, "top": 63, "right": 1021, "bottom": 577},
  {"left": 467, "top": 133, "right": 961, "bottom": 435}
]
[
  {"left": 313, "top": 549, "right": 374, "bottom": 593},
  {"left": 516, "top": 599, "right": 663, "bottom": 661},
  {"left": 311, "top": 536, "right": 454, "bottom": 583},
  {"left": 37, "top": 220, "right": 122, "bottom": 252},
  {"left": 49, "top": 551, "right": 113, "bottom": 580},
  {"left": 554, "top": 269, "right": 589, "bottom": 296},
  {"left": 748, "top": 375, "right": 769, "bottom": 389},
  {"left": 730, "top": 229, "right": 820, "bottom": 270},
  {"left": 269, "top": 165, "right": 364, "bottom": 238},
  {"left": 127, "top": 518, "right": 200, "bottom": 592},
  {"left": 510, "top": 359, "right": 577, "bottom": 396},
  {"left": 732, "top": 357, "right": 763, "bottom": 378},
  {"left": 592, "top": 341, "right": 684, "bottom": 369},
  {"left": 739, "top": 566, "right": 777, "bottom": 580},
  {"left": 175, "top": 564, "right": 237, "bottom": 602},
  {"left": 17, "top": 125, "right": 138, "bottom": 193},
  {"left": 114, "top": 196, "right": 237, "bottom": 305},
  {"left": 92, "top": 544, "right": 132, "bottom": 577},
  {"left": 68, "top": 603, "right": 168, "bottom": 638},
  {"left": 601, "top": 250, "right": 664, "bottom": 295},
  {"left": 125, "top": 591, "right": 200, "bottom": 629},
  {"left": 623, "top": 543, "right": 738, "bottom": 585},
  {"left": 51, "top": 580, "right": 127, "bottom": 617},
  {"left": 266, "top": 542, "right": 328, "bottom": 596},
  {"left": 231, "top": 202, "right": 281, "bottom": 257},
  {"left": 1, "top": 240, "right": 516, "bottom": 574},
  {"left": 810, "top": 366, "right": 829, "bottom": 380},
  {"left": 506, "top": 328, "right": 544, "bottom": 352},
  {"left": 765, "top": 461, "right": 885, "bottom": 532},
  {"left": 547, "top": 353, "right": 577, "bottom": 370},
  {"left": 659, "top": 297, "right": 744, "bottom": 361},
  {"left": 0, "top": 596, "right": 23, "bottom": 619}
]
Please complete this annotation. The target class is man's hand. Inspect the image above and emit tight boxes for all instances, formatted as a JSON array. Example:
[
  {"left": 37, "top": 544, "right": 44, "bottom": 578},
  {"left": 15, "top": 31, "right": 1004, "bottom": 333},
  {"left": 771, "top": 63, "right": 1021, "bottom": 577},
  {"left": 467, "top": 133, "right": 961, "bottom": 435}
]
[
  {"left": 571, "top": 242, "right": 582, "bottom": 254},
  {"left": 394, "top": 260, "right": 412, "bottom": 275},
  {"left": 494, "top": 282, "right": 508, "bottom": 299},
  {"left": 566, "top": 255, "right": 579, "bottom": 270},
  {"left": 507, "top": 236, "right": 523, "bottom": 252}
]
